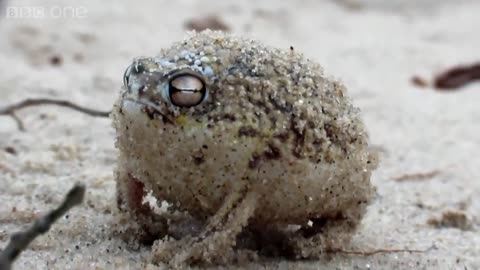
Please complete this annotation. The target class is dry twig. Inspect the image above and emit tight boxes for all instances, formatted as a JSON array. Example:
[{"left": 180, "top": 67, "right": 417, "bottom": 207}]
[
  {"left": 0, "top": 183, "right": 86, "bottom": 270},
  {"left": 0, "top": 98, "right": 110, "bottom": 131},
  {"left": 392, "top": 169, "right": 442, "bottom": 182},
  {"left": 411, "top": 75, "right": 429, "bottom": 88},
  {"left": 327, "top": 246, "right": 430, "bottom": 256},
  {"left": 434, "top": 62, "right": 480, "bottom": 90}
]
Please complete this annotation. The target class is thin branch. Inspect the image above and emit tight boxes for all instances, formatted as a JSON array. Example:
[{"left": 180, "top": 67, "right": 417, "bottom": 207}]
[
  {"left": 9, "top": 113, "right": 25, "bottom": 132},
  {"left": 0, "top": 98, "right": 111, "bottom": 117},
  {"left": 434, "top": 62, "right": 480, "bottom": 90},
  {"left": 0, "top": 98, "right": 111, "bottom": 130},
  {"left": 0, "top": 183, "right": 86, "bottom": 270},
  {"left": 327, "top": 246, "right": 431, "bottom": 256},
  {"left": 392, "top": 169, "right": 442, "bottom": 182}
]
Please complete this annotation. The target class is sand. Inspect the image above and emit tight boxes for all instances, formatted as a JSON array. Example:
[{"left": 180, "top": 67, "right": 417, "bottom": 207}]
[{"left": 0, "top": 0, "right": 479, "bottom": 269}]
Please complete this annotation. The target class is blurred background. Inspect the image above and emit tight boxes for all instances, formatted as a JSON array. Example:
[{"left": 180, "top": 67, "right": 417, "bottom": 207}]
[{"left": 0, "top": 0, "right": 479, "bottom": 269}]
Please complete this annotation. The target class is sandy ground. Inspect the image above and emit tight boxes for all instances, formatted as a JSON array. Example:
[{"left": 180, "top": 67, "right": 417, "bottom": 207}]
[{"left": 0, "top": 0, "right": 479, "bottom": 269}]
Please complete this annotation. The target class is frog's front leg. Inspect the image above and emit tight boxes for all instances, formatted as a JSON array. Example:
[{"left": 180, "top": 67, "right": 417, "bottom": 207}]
[
  {"left": 115, "top": 163, "right": 168, "bottom": 243},
  {"left": 151, "top": 188, "right": 258, "bottom": 266}
]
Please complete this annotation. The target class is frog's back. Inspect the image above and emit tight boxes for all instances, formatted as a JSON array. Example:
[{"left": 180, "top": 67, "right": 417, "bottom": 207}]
[{"left": 155, "top": 31, "right": 368, "bottom": 162}]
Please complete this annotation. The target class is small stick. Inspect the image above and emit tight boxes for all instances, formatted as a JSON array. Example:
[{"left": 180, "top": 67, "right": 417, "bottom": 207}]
[
  {"left": 392, "top": 169, "right": 442, "bottom": 182},
  {"left": 0, "top": 98, "right": 111, "bottom": 117},
  {"left": 9, "top": 113, "right": 25, "bottom": 132},
  {"left": 0, "top": 183, "right": 86, "bottom": 270},
  {"left": 327, "top": 246, "right": 430, "bottom": 256},
  {"left": 0, "top": 98, "right": 111, "bottom": 131},
  {"left": 434, "top": 62, "right": 480, "bottom": 90}
]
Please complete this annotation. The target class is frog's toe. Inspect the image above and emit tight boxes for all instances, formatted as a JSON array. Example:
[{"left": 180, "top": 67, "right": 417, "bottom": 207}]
[
  {"left": 151, "top": 191, "right": 258, "bottom": 266},
  {"left": 116, "top": 169, "right": 168, "bottom": 243},
  {"left": 286, "top": 211, "right": 362, "bottom": 258}
]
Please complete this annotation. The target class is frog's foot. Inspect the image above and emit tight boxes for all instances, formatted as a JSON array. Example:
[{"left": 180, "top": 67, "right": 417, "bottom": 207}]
[
  {"left": 116, "top": 170, "right": 168, "bottom": 244},
  {"left": 286, "top": 210, "right": 362, "bottom": 259},
  {"left": 151, "top": 189, "right": 258, "bottom": 266}
]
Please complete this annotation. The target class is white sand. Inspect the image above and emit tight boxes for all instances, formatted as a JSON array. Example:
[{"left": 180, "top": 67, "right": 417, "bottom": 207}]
[{"left": 0, "top": 0, "right": 479, "bottom": 269}]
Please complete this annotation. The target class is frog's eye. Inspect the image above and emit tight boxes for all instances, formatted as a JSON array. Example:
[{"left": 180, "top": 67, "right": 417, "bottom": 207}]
[
  {"left": 123, "top": 64, "right": 132, "bottom": 88},
  {"left": 166, "top": 71, "right": 207, "bottom": 107},
  {"left": 123, "top": 62, "right": 145, "bottom": 88}
]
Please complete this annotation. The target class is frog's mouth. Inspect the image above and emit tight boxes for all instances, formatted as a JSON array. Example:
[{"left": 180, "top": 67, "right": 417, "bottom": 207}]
[{"left": 123, "top": 97, "right": 175, "bottom": 125}]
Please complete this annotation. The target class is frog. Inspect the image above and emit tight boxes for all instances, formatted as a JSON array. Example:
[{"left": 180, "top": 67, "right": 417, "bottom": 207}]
[{"left": 112, "top": 30, "right": 378, "bottom": 266}]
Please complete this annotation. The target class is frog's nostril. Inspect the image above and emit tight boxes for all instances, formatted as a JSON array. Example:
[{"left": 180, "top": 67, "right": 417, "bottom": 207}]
[{"left": 167, "top": 71, "right": 207, "bottom": 107}]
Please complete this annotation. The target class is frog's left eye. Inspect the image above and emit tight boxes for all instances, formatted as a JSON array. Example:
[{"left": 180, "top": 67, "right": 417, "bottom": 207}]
[
  {"left": 166, "top": 71, "right": 207, "bottom": 107},
  {"left": 123, "top": 64, "right": 132, "bottom": 88},
  {"left": 123, "top": 62, "right": 146, "bottom": 89}
]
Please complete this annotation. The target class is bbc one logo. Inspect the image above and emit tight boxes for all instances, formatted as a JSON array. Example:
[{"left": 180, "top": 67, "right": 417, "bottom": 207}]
[{"left": 5, "top": 6, "right": 88, "bottom": 19}]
